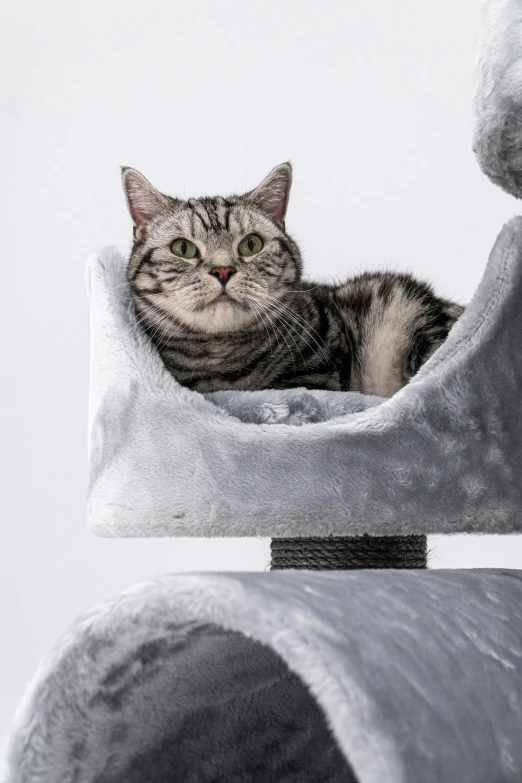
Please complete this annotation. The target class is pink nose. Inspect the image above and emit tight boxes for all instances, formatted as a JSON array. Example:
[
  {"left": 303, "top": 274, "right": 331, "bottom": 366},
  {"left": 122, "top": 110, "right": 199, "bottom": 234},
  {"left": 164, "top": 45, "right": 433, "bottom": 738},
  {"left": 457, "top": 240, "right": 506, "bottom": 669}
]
[{"left": 210, "top": 266, "right": 237, "bottom": 285}]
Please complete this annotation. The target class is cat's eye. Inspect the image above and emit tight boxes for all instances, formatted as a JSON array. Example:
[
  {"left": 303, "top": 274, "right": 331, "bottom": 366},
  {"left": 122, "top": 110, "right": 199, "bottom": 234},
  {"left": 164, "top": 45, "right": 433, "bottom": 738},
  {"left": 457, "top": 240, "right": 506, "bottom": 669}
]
[
  {"left": 171, "top": 238, "right": 198, "bottom": 259},
  {"left": 238, "top": 234, "right": 263, "bottom": 257}
]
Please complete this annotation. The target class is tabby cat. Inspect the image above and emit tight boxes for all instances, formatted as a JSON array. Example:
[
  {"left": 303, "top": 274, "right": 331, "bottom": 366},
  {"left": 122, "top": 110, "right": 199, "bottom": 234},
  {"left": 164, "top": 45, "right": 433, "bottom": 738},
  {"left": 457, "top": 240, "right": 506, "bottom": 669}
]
[{"left": 123, "top": 163, "right": 463, "bottom": 396}]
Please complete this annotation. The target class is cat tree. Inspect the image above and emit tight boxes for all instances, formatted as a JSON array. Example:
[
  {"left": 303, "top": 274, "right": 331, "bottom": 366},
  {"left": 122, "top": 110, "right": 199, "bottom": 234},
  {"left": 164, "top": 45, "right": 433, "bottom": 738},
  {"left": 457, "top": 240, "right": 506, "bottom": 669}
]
[{"left": 4, "top": 0, "right": 522, "bottom": 781}]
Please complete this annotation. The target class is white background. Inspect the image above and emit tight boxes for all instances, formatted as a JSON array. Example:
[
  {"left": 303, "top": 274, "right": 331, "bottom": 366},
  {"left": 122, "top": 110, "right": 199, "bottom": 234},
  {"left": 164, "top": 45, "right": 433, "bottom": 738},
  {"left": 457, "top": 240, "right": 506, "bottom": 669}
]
[{"left": 1, "top": 0, "right": 521, "bottom": 743}]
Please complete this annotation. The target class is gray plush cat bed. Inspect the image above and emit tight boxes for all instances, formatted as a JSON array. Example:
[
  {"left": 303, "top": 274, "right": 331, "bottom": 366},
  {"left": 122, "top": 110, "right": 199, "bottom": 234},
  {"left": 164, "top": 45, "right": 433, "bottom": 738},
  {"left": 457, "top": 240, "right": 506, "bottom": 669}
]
[
  {"left": 87, "top": 216, "right": 522, "bottom": 538},
  {"left": 4, "top": 569, "right": 522, "bottom": 783}
]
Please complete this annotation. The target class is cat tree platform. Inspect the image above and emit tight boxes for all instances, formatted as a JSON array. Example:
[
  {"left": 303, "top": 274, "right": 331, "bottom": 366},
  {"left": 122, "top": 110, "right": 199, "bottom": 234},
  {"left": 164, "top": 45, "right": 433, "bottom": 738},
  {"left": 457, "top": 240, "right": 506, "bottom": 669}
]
[{"left": 87, "top": 216, "right": 522, "bottom": 539}]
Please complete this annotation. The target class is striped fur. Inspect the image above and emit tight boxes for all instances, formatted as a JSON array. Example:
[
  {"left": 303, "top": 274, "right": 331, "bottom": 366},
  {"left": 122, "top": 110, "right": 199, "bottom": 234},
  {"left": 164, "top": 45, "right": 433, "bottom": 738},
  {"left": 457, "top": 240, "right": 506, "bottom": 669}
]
[{"left": 123, "top": 164, "right": 463, "bottom": 396}]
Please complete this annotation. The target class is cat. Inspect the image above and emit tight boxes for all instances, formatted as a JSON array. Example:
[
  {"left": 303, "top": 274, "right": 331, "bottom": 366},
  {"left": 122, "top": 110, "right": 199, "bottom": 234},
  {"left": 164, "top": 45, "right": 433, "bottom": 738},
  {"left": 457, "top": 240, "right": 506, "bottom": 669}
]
[{"left": 123, "top": 163, "right": 463, "bottom": 396}]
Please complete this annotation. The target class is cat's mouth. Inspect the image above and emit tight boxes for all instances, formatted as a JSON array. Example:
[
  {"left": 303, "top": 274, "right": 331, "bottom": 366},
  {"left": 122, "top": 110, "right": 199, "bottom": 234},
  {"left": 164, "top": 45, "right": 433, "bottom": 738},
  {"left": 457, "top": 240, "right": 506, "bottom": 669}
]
[
  {"left": 206, "top": 292, "right": 252, "bottom": 317},
  {"left": 211, "top": 291, "right": 237, "bottom": 305}
]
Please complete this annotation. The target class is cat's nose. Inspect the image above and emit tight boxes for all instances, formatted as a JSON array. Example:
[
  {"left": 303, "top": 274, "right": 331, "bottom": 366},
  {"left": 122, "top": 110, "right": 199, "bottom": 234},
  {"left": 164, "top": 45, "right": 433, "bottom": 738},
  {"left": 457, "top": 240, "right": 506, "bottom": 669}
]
[{"left": 209, "top": 266, "right": 237, "bottom": 285}]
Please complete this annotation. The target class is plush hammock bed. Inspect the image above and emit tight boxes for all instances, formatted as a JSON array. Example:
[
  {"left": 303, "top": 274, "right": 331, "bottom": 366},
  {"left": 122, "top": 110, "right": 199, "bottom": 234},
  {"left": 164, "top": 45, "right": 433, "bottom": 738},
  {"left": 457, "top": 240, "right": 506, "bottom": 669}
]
[
  {"left": 4, "top": 1, "right": 522, "bottom": 782},
  {"left": 87, "top": 215, "right": 522, "bottom": 539}
]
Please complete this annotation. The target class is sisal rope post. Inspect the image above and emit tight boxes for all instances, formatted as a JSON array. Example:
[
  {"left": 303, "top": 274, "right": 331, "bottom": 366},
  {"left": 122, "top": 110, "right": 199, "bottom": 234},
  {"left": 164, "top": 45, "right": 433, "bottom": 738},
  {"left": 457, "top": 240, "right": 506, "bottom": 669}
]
[{"left": 270, "top": 535, "right": 428, "bottom": 570}]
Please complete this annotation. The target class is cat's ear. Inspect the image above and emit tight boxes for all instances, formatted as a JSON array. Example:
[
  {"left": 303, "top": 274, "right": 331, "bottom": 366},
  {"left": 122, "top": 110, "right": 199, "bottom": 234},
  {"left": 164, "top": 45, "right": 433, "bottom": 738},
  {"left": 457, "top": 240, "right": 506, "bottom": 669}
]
[
  {"left": 244, "top": 162, "right": 292, "bottom": 229},
  {"left": 121, "top": 167, "right": 169, "bottom": 237}
]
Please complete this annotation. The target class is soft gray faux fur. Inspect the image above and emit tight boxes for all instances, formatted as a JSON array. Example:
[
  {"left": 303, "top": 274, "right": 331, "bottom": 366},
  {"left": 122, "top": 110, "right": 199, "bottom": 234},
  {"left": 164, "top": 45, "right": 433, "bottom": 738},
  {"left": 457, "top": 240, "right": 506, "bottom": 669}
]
[
  {"left": 4, "top": 570, "right": 522, "bottom": 782},
  {"left": 87, "top": 218, "right": 522, "bottom": 537},
  {"left": 473, "top": 0, "right": 522, "bottom": 196}
]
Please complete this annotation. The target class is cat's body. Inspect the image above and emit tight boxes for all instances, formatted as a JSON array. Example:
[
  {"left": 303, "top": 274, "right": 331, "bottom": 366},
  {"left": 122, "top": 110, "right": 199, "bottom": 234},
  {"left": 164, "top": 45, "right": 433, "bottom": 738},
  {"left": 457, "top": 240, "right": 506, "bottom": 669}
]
[
  {"left": 130, "top": 269, "right": 460, "bottom": 396},
  {"left": 124, "top": 164, "right": 463, "bottom": 397}
]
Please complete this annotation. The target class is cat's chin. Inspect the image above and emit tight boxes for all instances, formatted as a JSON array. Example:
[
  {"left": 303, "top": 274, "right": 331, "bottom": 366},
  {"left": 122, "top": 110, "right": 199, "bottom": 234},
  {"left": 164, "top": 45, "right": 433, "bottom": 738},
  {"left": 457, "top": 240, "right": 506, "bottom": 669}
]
[{"left": 185, "top": 300, "right": 258, "bottom": 335}]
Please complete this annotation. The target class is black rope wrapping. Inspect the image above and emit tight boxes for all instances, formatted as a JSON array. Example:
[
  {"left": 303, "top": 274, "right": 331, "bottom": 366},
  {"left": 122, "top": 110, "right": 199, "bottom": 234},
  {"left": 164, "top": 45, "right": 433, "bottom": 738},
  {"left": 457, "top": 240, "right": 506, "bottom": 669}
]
[{"left": 270, "top": 535, "right": 427, "bottom": 570}]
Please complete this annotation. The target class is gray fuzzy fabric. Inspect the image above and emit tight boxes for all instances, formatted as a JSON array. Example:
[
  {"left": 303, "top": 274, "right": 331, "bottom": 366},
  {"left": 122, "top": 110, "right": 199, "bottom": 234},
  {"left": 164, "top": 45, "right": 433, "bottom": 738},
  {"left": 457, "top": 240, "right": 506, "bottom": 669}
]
[
  {"left": 473, "top": 0, "right": 522, "bottom": 197},
  {"left": 87, "top": 217, "right": 522, "bottom": 537},
  {"left": 207, "top": 387, "right": 383, "bottom": 425},
  {"left": 4, "top": 569, "right": 522, "bottom": 782}
]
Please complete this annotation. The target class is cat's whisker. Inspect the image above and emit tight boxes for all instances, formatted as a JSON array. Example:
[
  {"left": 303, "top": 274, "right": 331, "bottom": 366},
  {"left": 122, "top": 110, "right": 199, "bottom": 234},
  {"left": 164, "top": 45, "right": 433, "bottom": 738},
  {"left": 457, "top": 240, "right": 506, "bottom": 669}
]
[
  {"left": 249, "top": 298, "right": 288, "bottom": 357},
  {"left": 124, "top": 309, "right": 162, "bottom": 342},
  {"left": 263, "top": 307, "right": 319, "bottom": 368},
  {"left": 150, "top": 295, "right": 199, "bottom": 347},
  {"left": 258, "top": 307, "right": 298, "bottom": 373},
  {"left": 244, "top": 295, "right": 289, "bottom": 364},
  {"left": 125, "top": 297, "right": 193, "bottom": 352},
  {"left": 252, "top": 290, "right": 334, "bottom": 368},
  {"left": 268, "top": 303, "right": 333, "bottom": 366},
  {"left": 126, "top": 300, "right": 176, "bottom": 340},
  {"left": 285, "top": 286, "right": 320, "bottom": 294},
  {"left": 257, "top": 290, "right": 327, "bottom": 346},
  {"left": 245, "top": 299, "right": 275, "bottom": 361},
  {"left": 247, "top": 295, "right": 308, "bottom": 369}
]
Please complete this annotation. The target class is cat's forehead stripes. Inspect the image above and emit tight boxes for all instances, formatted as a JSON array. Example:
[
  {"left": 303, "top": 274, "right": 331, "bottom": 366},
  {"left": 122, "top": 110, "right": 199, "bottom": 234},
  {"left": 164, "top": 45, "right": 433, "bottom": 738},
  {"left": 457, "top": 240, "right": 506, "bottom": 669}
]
[
  {"left": 186, "top": 197, "right": 235, "bottom": 234},
  {"left": 170, "top": 199, "right": 262, "bottom": 243}
]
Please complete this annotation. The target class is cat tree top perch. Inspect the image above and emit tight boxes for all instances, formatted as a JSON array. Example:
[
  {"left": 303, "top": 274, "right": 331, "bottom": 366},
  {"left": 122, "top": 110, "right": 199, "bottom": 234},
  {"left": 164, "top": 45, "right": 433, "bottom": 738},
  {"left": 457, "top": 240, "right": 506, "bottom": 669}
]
[
  {"left": 87, "top": 216, "right": 522, "bottom": 538},
  {"left": 85, "top": 0, "right": 522, "bottom": 541}
]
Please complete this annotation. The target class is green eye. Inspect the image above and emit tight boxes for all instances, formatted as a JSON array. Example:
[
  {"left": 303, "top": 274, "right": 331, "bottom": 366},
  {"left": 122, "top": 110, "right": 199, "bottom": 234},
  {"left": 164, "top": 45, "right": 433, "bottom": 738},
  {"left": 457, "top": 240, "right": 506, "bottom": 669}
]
[
  {"left": 171, "top": 238, "right": 198, "bottom": 259},
  {"left": 238, "top": 234, "right": 263, "bottom": 257}
]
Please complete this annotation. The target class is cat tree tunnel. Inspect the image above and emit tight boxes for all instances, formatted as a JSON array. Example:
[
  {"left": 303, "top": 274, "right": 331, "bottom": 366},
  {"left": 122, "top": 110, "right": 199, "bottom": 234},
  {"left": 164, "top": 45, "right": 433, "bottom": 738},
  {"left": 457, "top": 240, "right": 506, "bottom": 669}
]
[
  {"left": 5, "top": 570, "right": 522, "bottom": 783},
  {"left": 5, "top": 1, "right": 522, "bottom": 781}
]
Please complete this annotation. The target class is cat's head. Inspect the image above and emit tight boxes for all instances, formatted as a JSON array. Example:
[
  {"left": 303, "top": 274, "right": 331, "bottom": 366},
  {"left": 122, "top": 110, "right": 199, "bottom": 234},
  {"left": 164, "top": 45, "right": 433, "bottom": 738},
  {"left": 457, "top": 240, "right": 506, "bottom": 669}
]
[{"left": 123, "top": 163, "right": 302, "bottom": 335}]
